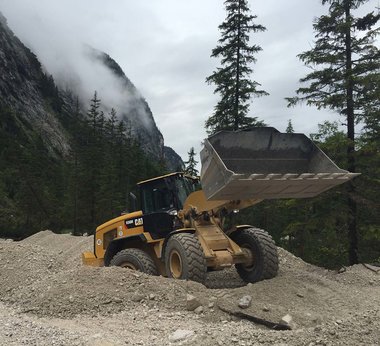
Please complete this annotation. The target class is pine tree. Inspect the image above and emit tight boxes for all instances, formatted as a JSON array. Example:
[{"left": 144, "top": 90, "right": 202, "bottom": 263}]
[
  {"left": 184, "top": 147, "right": 199, "bottom": 177},
  {"left": 106, "top": 108, "right": 118, "bottom": 140},
  {"left": 287, "top": 0, "right": 380, "bottom": 264},
  {"left": 286, "top": 119, "right": 294, "bottom": 133},
  {"left": 87, "top": 91, "right": 101, "bottom": 136},
  {"left": 206, "top": 0, "right": 268, "bottom": 135},
  {"left": 72, "top": 97, "right": 81, "bottom": 235},
  {"left": 83, "top": 91, "right": 105, "bottom": 230}
]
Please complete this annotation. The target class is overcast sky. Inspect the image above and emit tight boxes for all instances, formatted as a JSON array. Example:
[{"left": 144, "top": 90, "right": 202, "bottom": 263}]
[{"left": 0, "top": 0, "right": 376, "bottom": 162}]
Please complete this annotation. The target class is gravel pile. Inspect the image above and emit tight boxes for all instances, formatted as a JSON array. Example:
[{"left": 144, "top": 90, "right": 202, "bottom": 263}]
[{"left": 0, "top": 230, "right": 379, "bottom": 345}]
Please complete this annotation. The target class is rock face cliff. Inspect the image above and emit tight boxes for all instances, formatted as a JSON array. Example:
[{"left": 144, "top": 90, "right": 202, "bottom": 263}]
[
  {"left": 0, "top": 11, "right": 182, "bottom": 168},
  {"left": 163, "top": 146, "right": 185, "bottom": 172},
  {"left": 90, "top": 48, "right": 164, "bottom": 159},
  {"left": 0, "top": 11, "right": 184, "bottom": 237},
  {"left": 0, "top": 12, "right": 70, "bottom": 156}
]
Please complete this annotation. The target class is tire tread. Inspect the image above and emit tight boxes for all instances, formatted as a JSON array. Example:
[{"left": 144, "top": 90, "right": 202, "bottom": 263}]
[
  {"left": 110, "top": 248, "right": 158, "bottom": 275},
  {"left": 233, "top": 227, "right": 279, "bottom": 282},
  {"left": 165, "top": 233, "right": 207, "bottom": 284}
]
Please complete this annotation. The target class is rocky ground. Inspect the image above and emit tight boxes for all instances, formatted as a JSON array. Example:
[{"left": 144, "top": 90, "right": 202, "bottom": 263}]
[{"left": 0, "top": 230, "right": 379, "bottom": 346}]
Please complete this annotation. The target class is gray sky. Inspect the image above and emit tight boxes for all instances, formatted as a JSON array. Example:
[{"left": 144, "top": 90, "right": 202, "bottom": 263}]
[{"left": 0, "top": 0, "right": 376, "bottom": 163}]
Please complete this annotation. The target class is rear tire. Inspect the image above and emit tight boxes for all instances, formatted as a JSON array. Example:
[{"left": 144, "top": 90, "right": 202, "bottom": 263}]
[
  {"left": 110, "top": 248, "right": 158, "bottom": 275},
  {"left": 231, "top": 228, "right": 278, "bottom": 283},
  {"left": 165, "top": 233, "right": 207, "bottom": 284}
]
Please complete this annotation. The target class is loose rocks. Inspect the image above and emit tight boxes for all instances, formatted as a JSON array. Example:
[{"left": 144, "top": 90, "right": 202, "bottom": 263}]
[
  {"left": 169, "top": 329, "right": 195, "bottom": 343},
  {"left": 186, "top": 294, "right": 202, "bottom": 311},
  {"left": 0, "top": 231, "right": 379, "bottom": 346},
  {"left": 238, "top": 295, "right": 252, "bottom": 309}
]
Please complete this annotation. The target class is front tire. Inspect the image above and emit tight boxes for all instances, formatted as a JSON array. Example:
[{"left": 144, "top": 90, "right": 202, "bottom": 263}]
[
  {"left": 231, "top": 228, "right": 278, "bottom": 283},
  {"left": 165, "top": 233, "right": 207, "bottom": 284},
  {"left": 110, "top": 248, "right": 158, "bottom": 275}
]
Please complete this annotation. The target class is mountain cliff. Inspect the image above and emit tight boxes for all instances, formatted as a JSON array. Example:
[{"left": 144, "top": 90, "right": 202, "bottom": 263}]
[
  {"left": 0, "top": 12, "right": 70, "bottom": 156},
  {"left": 0, "top": 11, "right": 183, "bottom": 167},
  {"left": 0, "top": 11, "right": 183, "bottom": 237},
  {"left": 87, "top": 48, "right": 165, "bottom": 159}
]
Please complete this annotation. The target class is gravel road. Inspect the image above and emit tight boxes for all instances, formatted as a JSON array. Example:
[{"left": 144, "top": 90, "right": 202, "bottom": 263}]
[{"left": 0, "top": 230, "right": 379, "bottom": 345}]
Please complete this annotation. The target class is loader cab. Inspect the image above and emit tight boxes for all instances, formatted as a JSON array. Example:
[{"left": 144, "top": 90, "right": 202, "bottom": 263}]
[
  {"left": 138, "top": 172, "right": 200, "bottom": 214},
  {"left": 137, "top": 173, "right": 200, "bottom": 239}
]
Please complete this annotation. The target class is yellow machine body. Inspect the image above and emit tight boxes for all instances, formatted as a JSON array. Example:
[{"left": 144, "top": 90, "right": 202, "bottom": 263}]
[
  {"left": 82, "top": 128, "right": 358, "bottom": 282},
  {"left": 82, "top": 182, "right": 254, "bottom": 275}
]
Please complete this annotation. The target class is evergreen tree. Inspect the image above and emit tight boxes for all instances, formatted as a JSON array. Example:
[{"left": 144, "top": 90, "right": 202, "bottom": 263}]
[
  {"left": 106, "top": 108, "right": 118, "bottom": 140},
  {"left": 286, "top": 0, "right": 380, "bottom": 264},
  {"left": 184, "top": 147, "right": 199, "bottom": 176},
  {"left": 206, "top": 0, "right": 268, "bottom": 135},
  {"left": 86, "top": 91, "right": 103, "bottom": 146},
  {"left": 1, "top": 88, "right": 168, "bottom": 238},
  {"left": 286, "top": 119, "right": 294, "bottom": 133},
  {"left": 83, "top": 91, "right": 105, "bottom": 230},
  {"left": 71, "top": 97, "right": 81, "bottom": 235}
]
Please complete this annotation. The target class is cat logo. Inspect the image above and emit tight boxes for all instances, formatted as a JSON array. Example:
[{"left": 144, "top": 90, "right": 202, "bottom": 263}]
[{"left": 134, "top": 217, "right": 143, "bottom": 226}]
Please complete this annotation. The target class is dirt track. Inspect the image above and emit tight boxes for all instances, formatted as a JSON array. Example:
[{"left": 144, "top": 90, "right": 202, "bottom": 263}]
[{"left": 0, "top": 230, "right": 379, "bottom": 345}]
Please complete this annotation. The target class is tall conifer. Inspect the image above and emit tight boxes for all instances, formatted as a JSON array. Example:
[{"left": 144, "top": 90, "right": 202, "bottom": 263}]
[
  {"left": 286, "top": 119, "right": 294, "bottom": 133},
  {"left": 184, "top": 147, "right": 199, "bottom": 177},
  {"left": 206, "top": 0, "right": 267, "bottom": 135},
  {"left": 287, "top": 0, "right": 380, "bottom": 264}
]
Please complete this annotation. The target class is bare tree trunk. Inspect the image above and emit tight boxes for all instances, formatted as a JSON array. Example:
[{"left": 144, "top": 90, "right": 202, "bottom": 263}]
[
  {"left": 344, "top": 0, "right": 358, "bottom": 264},
  {"left": 234, "top": 0, "right": 242, "bottom": 130}
]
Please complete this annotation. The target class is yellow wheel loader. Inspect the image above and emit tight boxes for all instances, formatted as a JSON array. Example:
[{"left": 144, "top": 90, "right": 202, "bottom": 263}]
[{"left": 82, "top": 127, "right": 359, "bottom": 284}]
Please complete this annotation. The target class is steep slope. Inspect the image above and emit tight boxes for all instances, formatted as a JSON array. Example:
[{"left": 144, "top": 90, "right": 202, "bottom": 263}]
[
  {"left": 0, "top": 12, "right": 182, "bottom": 237},
  {"left": 163, "top": 146, "right": 185, "bottom": 172},
  {"left": 88, "top": 48, "right": 165, "bottom": 159},
  {"left": 0, "top": 11, "right": 182, "bottom": 164},
  {"left": 0, "top": 12, "right": 70, "bottom": 156}
]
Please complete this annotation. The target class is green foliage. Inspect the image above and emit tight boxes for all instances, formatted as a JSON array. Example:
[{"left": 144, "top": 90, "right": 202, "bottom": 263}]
[
  {"left": 205, "top": 0, "right": 268, "bottom": 135},
  {"left": 355, "top": 118, "right": 380, "bottom": 263},
  {"left": 310, "top": 121, "right": 349, "bottom": 167},
  {"left": 286, "top": 0, "right": 380, "bottom": 116},
  {"left": 39, "top": 73, "right": 63, "bottom": 113},
  {"left": 236, "top": 120, "right": 380, "bottom": 268},
  {"left": 184, "top": 147, "right": 199, "bottom": 177},
  {"left": 286, "top": 0, "right": 379, "bottom": 265},
  {"left": 61, "top": 92, "right": 165, "bottom": 235},
  {"left": 0, "top": 90, "right": 165, "bottom": 238},
  {"left": 285, "top": 119, "right": 294, "bottom": 133},
  {"left": 0, "top": 105, "right": 66, "bottom": 238}
]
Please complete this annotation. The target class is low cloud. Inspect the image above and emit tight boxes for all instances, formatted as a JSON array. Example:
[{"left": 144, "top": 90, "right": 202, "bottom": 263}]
[
  {"left": 1, "top": 0, "right": 374, "bottom": 163},
  {"left": 1, "top": 0, "right": 155, "bottom": 129}
]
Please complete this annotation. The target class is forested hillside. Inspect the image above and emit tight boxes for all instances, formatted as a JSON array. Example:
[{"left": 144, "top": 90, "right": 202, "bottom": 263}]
[
  {"left": 0, "top": 92, "right": 167, "bottom": 239},
  {"left": 0, "top": 12, "right": 173, "bottom": 238}
]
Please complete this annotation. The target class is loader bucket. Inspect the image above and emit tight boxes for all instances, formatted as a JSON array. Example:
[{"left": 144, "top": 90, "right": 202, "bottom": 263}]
[{"left": 200, "top": 127, "right": 359, "bottom": 201}]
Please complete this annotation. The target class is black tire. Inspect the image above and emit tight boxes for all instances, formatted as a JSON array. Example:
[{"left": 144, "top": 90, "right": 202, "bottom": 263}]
[
  {"left": 110, "top": 248, "right": 158, "bottom": 275},
  {"left": 231, "top": 228, "right": 278, "bottom": 283},
  {"left": 164, "top": 233, "right": 207, "bottom": 284}
]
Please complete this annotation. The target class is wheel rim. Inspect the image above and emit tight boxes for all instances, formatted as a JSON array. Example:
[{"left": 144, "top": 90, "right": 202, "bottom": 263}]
[
  {"left": 120, "top": 262, "right": 137, "bottom": 270},
  {"left": 241, "top": 244, "right": 256, "bottom": 271},
  {"left": 169, "top": 250, "right": 183, "bottom": 279}
]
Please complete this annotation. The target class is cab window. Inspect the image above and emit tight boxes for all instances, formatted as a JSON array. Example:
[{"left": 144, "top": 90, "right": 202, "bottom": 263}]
[{"left": 141, "top": 180, "right": 174, "bottom": 213}]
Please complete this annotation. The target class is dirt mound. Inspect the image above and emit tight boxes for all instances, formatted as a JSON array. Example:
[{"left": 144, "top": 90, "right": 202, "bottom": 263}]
[
  {"left": 21, "top": 230, "right": 92, "bottom": 267},
  {"left": 1, "top": 231, "right": 379, "bottom": 345},
  {"left": 3, "top": 266, "right": 210, "bottom": 319}
]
